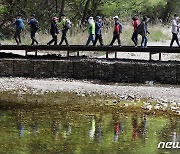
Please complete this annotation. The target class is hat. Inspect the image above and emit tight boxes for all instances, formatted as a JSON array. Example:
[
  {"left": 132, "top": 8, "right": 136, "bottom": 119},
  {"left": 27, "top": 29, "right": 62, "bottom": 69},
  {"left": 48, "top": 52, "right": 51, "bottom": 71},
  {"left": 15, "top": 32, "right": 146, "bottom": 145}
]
[
  {"left": 61, "top": 13, "right": 66, "bottom": 17},
  {"left": 89, "top": 16, "right": 93, "bottom": 20},
  {"left": 142, "top": 16, "right": 150, "bottom": 22},
  {"left": 96, "top": 16, "right": 101, "bottom": 19},
  {"left": 17, "top": 13, "right": 22, "bottom": 17},
  {"left": 113, "top": 16, "right": 119, "bottom": 19},
  {"left": 52, "top": 17, "right": 59, "bottom": 21},
  {"left": 31, "top": 14, "right": 35, "bottom": 17}
]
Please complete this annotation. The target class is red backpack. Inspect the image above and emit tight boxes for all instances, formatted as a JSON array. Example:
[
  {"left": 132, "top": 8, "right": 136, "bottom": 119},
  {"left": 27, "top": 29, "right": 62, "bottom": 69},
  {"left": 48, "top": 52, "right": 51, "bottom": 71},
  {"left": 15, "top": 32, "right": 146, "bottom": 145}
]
[{"left": 114, "top": 23, "right": 122, "bottom": 34}]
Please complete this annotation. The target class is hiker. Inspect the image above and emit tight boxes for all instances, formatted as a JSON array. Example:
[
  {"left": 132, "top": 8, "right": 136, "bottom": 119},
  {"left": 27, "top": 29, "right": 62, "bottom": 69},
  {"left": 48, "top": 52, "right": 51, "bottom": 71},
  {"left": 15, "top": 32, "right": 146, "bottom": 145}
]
[
  {"left": 137, "top": 16, "right": 150, "bottom": 48},
  {"left": 109, "top": 16, "right": 122, "bottom": 47},
  {"left": 11, "top": 14, "right": 24, "bottom": 45},
  {"left": 47, "top": 17, "right": 59, "bottom": 45},
  {"left": 28, "top": 14, "right": 39, "bottom": 45},
  {"left": 170, "top": 14, "right": 180, "bottom": 48},
  {"left": 58, "top": 13, "right": 70, "bottom": 46},
  {"left": 86, "top": 17, "right": 95, "bottom": 46},
  {"left": 93, "top": 16, "right": 104, "bottom": 46},
  {"left": 132, "top": 16, "right": 140, "bottom": 47}
]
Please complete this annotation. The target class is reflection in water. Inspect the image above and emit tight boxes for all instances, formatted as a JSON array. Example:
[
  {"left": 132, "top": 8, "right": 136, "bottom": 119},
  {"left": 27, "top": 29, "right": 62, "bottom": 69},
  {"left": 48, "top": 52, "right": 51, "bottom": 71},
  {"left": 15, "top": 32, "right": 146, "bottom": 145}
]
[
  {"left": 0, "top": 107, "right": 179, "bottom": 154},
  {"left": 113, "top": 114, "right": 122, "bottom": 142},
  {"left": 132, "top": 115, "right": 147, "bottom": 142},
  {"left": 17, "top": 110, "right": 25, "bottom": 139},
  {"left": 89, "top": 116, "right": 95, "bottom": 140}
]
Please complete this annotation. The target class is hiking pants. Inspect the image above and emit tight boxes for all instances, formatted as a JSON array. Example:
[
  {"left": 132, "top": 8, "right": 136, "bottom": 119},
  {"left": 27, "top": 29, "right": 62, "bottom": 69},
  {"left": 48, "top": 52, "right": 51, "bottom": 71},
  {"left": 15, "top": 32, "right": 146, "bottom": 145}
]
[
  {"left": 110, "top": 34, "right": 121, "bottom": 46},
  {"left": 93, "top": 34, "right": 104, "bottom": 46},
  {"left": 31, "top": 30, "right": 38, "bottom": 45},
  {"left": 132, "top": 31, "right": 138, "bottom": 46},
  {"left": 59, "top": 29, "right": 69, "bottom": 46},
  {"left": 48, "top": 34, "right": 57, "bottom": 45},
  {"left": 141, "top": 36, "right": 148, "bottom": 48},
  {"left": 14, "top": 29, "right": 22, "bottom": 45},
  {"left": 170, "top": 33, "right": 180, "bottom": 47},
  {"left": 86, "top": 34, "right": 95, "bottom": 46}
]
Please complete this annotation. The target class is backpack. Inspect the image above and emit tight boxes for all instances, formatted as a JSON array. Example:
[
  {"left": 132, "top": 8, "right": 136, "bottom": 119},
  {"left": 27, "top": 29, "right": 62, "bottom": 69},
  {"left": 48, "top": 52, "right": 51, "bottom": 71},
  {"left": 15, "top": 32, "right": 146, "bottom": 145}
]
[
  {"left": 64, "top": 19, "right": 71, "bottom": 29},
  {"left": 137, "top": 22, "right": 143, "bottom": 35}
]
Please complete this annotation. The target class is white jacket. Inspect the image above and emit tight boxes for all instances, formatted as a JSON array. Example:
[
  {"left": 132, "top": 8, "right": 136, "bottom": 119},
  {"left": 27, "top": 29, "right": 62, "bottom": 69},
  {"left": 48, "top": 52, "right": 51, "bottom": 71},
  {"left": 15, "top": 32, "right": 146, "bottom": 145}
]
[{"left": 172, "top": 19, "right": 179, "bottom": 34}]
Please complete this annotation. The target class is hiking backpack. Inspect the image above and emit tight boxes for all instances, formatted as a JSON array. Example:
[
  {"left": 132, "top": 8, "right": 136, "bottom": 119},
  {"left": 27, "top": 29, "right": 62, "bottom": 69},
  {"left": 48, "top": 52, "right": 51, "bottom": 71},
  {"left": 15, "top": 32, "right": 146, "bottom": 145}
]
[
  {"left": 65, "top": 19, "right": 71, "bottom": 29},
  {"left": 137, "top": 22, "right": 143, "bottom": 35}
]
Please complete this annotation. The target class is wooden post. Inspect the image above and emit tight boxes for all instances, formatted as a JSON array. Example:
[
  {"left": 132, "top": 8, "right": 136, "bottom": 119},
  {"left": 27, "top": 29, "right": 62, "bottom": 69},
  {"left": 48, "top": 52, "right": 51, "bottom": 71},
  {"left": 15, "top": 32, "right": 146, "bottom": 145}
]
[
  {"left": 25, "top": 50, "right": 28, "bottom": 56},
  {"left": 35, "top": 50, "right": 38, "bottom": 57},
  {"left": 77, "top": 51, "right": 80, "bottom": 57},
  {"left": 67, "top": 51, "right": 70, "bottom": 58},
  {"left": 159, "top": 53, "right": 161, "bottom": 61},
  {"left": 115, "top": 51, "right": 117, "bottom": 59},
  {"left": 149, "top": 52, "right": 152, "bottom": 61},
  {"left": 106, "top": 51, "right": 108, "bottom": 59}
]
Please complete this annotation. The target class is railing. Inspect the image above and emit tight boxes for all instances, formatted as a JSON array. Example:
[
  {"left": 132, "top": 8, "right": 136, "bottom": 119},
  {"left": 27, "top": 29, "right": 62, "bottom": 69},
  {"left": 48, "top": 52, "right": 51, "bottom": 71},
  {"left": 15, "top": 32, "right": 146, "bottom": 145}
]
[{"left": 0, "top": 45, "right": 180, "bottom": 60}]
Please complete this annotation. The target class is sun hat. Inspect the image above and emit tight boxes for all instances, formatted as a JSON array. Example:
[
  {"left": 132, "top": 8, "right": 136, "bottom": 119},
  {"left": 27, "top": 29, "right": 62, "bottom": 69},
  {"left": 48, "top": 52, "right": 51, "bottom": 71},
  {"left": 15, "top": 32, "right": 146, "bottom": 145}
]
[{"left": 113, "top": 16, "right": 119, "bottom": 19}]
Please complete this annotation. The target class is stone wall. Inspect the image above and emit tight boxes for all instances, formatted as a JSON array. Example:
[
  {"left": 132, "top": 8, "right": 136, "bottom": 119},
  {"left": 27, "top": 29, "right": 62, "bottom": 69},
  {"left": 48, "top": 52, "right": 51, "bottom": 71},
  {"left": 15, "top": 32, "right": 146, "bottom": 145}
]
[{"left": 0, "top": 59, "right": 179, "bottom": 84}]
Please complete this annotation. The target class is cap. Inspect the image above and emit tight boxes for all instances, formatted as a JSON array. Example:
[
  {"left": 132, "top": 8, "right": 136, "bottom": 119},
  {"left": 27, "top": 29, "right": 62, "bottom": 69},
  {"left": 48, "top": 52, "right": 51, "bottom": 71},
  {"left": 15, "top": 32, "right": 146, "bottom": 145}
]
[
  {"left": 17, "top": 13, "right": 22, "bottom": 17},
  {"left": 31, "top": 14, "right": 35, "bottom": 17},
  {"left": 52, "top": 17, "right": 59, "bottom": 21},
  {"left": 113, "top": 16, "right": 119, "bottom": 20},
  {"left": 61, "top": 13, "right": 66, "bottom": 17},
  {"left": 89, "top": 16, "right": 93, "bottom": 19},
  {"left": 96, "top": 16, "right": 101, "bottom": 19}
]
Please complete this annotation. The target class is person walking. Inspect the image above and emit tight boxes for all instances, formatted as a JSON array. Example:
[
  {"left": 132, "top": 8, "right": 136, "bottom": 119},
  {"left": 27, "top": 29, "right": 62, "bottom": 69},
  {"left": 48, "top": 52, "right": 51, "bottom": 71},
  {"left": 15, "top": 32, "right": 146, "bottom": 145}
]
[
  {"left": 132, "top": 16, "right": 140, "bottom": 47},
  {"left": 170, "top": 14, "right": 180, "bottom": 48},
  {"left": 11, "top": 14, "right": 24, "bottom": 45},
  {"left": 93, "top": 16, "right": 104, "bottom": 46},
  {"left": 28, "top": 14, "right": 39, "bottom": 45},
  {"left": 47, "top": 17, "right": 59, "bottom": 45},
  {"left": 59, "top": 13, "right": 70, "bottom": 46},
  {"left": 86, "top": 17, "right": 95, "bottom": 46},
  {"left": 138, "top": 16, "right": 150, "bottom": 48},
  {"left": 109, "top": 16, "right": 122, "bottom": 47}
]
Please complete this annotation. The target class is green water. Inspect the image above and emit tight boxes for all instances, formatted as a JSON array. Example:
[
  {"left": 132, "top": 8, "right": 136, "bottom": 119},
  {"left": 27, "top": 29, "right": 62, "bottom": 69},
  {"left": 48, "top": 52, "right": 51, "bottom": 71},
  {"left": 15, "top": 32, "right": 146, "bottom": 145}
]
[{"left": 0, "top": 104, "right": 179, "bottom": 154}]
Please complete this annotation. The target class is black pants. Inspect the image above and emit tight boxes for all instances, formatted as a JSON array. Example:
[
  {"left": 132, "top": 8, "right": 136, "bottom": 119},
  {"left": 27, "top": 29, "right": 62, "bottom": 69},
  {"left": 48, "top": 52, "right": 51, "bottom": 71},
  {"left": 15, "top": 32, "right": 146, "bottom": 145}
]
[
  {"left": 14, "top": 29, "right": 22, "bottom": 45},
  {"left": 132, "top": 31, "right": 138, "bottom": 46},
  {"left": 110, "top": 34, "right": 121, "bottom": 46},
  {"left": 170, "top": 33, "right": 180, "bottom": 47},
  {"left": 48, "top": 34, "right": 57, "bottom": 45},
  {"left": 93, "top": 34, "right": 104, "bottom": 46},
  {"left": 59, "top": 29, "right": 69, "bottom": 46},
  {"left": 31, "top": 30, "right": 38, "bottom": 45}
]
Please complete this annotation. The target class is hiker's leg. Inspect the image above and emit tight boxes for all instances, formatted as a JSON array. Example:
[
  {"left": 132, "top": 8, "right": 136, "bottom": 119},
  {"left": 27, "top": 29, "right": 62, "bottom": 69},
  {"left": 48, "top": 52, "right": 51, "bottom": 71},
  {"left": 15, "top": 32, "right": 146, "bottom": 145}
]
[
  {"left": 117, "top": 35, "right": 121, "bottom": 46},
  {"left": 93, "top": 34, "right": 98, "bottom": 46},
  {"left": 170, "top": 33, "right": 176, "bottom": 47},
  {"left": 109, "top": 35, "right": 116, "bottom": 46},
  {"left": 48, "top": 34, "right": 55, "bottom": 45},
  {"left": 86, "top": 34, "right": 92, "bottom": 46},
  {"left": 14, "top": 31, "right": 19, "bottom": 45},
  {"left": 144, "top": 36, "right": 148, "bottom": 47},
  {"left": 64, "top": 30, "right": 69, "bottom": 46},
  {"left": 99, "top": 34, "right": 104, "bottom": 46},
  {"left": 174, "top": 33, "right": 180, "bottom": 47}
]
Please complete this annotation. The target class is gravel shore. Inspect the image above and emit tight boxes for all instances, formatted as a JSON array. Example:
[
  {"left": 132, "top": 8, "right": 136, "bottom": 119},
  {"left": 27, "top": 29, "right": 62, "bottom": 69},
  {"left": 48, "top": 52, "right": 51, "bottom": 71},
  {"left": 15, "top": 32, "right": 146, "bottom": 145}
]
[{"left": 0, "top": 77, "right": 180, "bottom": 103}]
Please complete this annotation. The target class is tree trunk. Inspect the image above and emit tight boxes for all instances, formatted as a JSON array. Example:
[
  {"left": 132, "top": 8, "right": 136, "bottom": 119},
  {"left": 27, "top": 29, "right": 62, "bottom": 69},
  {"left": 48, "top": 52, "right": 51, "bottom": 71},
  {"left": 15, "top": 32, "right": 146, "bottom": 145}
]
[
  {"left": 60, "top": 0, "right": 65, "bottom": 19},
  {"left": 81, "top": 0, "right": 91, "bottom": 24}
]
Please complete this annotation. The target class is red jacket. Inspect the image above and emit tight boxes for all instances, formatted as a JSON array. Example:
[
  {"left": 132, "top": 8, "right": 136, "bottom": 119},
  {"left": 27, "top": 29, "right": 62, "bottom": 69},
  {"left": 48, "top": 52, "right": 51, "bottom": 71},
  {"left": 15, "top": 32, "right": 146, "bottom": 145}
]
[{"left": 132, "top": 20, "right": 140, "bottom": 32}]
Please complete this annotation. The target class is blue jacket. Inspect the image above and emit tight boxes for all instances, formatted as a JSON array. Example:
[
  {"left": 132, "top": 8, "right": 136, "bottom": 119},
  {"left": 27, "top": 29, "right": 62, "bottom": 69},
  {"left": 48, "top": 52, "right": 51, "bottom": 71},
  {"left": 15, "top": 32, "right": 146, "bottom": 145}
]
[
  {"left": 28, "top": 18, "right": 38, "bottom": 31},
  {"left": 12, "top": 18, "right": 24, "bottom": 30},
  {"left": 95, "top": 22, "right": 103, "bottom": 35}
]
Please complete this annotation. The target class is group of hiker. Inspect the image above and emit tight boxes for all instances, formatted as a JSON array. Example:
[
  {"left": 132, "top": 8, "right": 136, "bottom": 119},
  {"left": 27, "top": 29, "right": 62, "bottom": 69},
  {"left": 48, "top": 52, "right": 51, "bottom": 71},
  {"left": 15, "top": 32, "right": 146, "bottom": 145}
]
[{"left": 0, "top": 13, "right": 180, "bottom": 48}]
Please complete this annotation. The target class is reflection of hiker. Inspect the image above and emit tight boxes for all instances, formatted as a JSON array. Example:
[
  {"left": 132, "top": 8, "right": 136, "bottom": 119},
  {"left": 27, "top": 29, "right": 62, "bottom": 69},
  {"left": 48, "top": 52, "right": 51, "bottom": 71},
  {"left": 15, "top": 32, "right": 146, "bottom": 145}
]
[
  {"left": 93, "top": 16, "right": 104, "bottom": 46},
  {"left": 47, "top": 17, "right": 59, "bottom": 45},
  {"left": 139, "top": 115, "right": 146, "bottom": 142},
  {"left": 28, "top": 14, "right": 39, "bottom": 45},
  {"left": 86, "top": 17, "right": 95, "bottom": 46},
  {"left": 95, "top": 115, "right": 103, "bottom": 142},
  {"left": 170, "top": 14, "right": 180, "bottom": 48},
  {"left": 59, "top": 13, "right": 70, "bottom": 46},
  {"left": 113, "top": 114, "right": 122, "bottom": 142},
  {"left": 89, "top": 116, "right": 95, "bottom": 140},
  {"left": 132, "top": 16, "right": 140, "bottom": 47},
  {"left": 109, "top": 16, "right": 123, "bottom": 47},
  {"left": 11, "top": 14, "right": 24, "bottom": 45},
  {"left": 137, "top": 16, "right": 150, "bottom": 48},
  {"left": 132, "top": 115, "right": 138, "bottom": 140}
]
